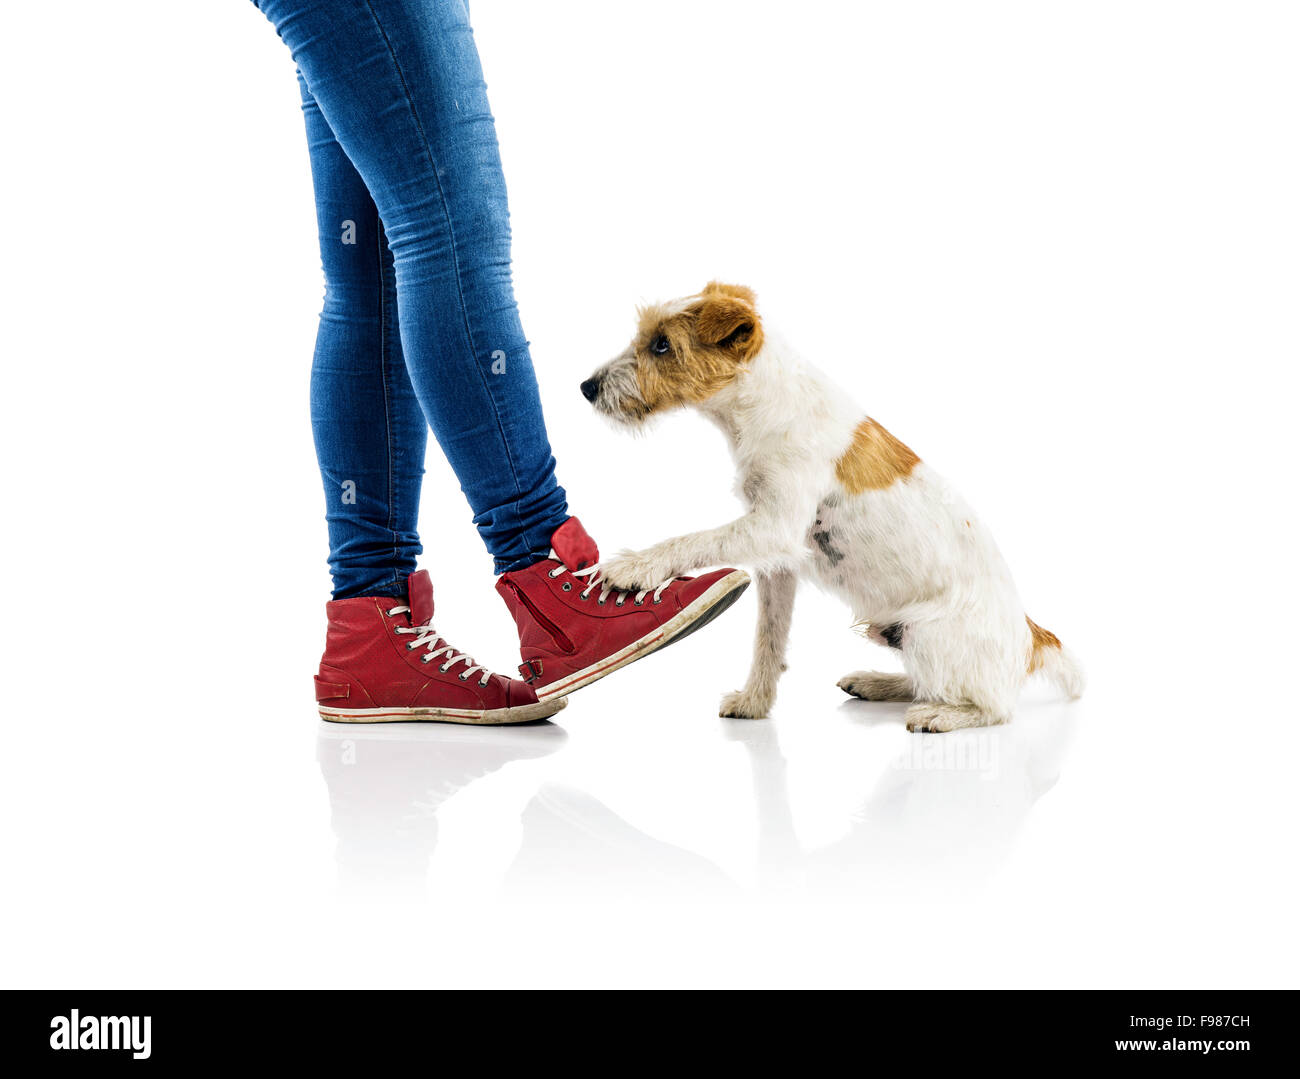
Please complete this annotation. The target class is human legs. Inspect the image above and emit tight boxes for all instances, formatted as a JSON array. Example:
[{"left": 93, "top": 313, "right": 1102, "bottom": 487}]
[
  {"left": 258, "top": 0, "right": 567, "bottom": 574},
  {"left": 255, "top": 0, "right": 748, "bottom": 710},
  {"left": 299, "top": 73, "right": 426, "bottom": 599}
]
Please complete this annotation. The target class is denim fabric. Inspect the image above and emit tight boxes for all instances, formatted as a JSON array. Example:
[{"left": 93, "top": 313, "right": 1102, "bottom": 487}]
[{"left": 255, "top": 0, "right": 568, "bottom": 593}]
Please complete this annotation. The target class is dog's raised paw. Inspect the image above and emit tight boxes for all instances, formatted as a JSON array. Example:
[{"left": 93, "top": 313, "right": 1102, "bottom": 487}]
[
  {"left": 838, "top": 671, "right": 914, "bottom": 702},
  {"left": 598, "top": 549, "right": 673, "bottom": 592},
  {"left": 719, "top": 689, "right": 770, "bottom": 719}
]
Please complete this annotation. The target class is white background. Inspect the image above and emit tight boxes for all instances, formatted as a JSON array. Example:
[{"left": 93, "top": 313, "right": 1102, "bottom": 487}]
[{"left": 1, "top": 1, "right": 1297, "bottom": 988}]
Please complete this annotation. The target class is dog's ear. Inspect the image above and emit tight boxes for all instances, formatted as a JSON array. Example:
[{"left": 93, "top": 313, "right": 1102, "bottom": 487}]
[
  {"left": 696, "top": 289, "right": 762, "bottom": 358},
  {"left": 703, "top": 281, "right": 757, "bottom": 306}
]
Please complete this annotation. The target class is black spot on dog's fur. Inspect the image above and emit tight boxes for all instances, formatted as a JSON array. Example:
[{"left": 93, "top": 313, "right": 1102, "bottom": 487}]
[
  {"left": 812, "top": 529, "right": 843, "bottom": 566},
  {"left": 879, "top": 623, "right": 905, "bottom": 649}
]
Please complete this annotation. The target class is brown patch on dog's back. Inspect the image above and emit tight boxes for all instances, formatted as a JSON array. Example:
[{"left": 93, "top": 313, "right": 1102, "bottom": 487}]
[
  {"left": 1026, "top": 616, "right": 1062, "bottom": 673},
  {"left": 835, "top": 419, "right": 920, "bottom": 493}
]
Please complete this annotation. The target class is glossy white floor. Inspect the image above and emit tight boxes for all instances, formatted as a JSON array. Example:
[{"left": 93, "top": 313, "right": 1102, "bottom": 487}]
[
  {"left": 3, "top": 2, "right": 1297, "bottom": 988},
  {"left": 4, "top": 572, "right": 1296, "bottom": 988}
]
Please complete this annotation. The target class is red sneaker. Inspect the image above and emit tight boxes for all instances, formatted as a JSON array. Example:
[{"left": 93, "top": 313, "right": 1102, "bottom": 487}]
[
  {"left": 316, "top": 569, "right": 566, "bottom": 725},
  {"left": 496, "top": 517, "right": 750, "bottom": 700}
]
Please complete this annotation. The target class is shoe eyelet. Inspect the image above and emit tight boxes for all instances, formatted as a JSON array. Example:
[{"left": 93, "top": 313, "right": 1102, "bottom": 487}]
[
  {"left": 634, "top": 598, "right": 645, "bottom": 606},
  {"left": 615, "top": 599, "right": 625, "bottom": 607},
  {"left": 561, "top": 581, "right": 572, "bottom": 591},
  {"left": 458, "top": 673, "right": 470, "bottom": 681},
  {"left": 439, "top": 664, "right": 450, "bottom": 673},
  {"left": 420, "top": 655, "right": 432, "bottom": 663},
  {"left": 548, "top": 568, "right": 564, "bottom": 579},
  {"left": 578, "top": 592, "right": 589, "bottom": 600},
  {"left": 653, "top": 596, "right": 663, "bottom": 605},
  {"left": 597, "top": 598, "right": 607, "bottom": 606},
  {"left": 479, "top": 678, "right": 490, "bottom": 688},
  {"left": 405, "top": 642, "right": 416, "bottom": 650}
]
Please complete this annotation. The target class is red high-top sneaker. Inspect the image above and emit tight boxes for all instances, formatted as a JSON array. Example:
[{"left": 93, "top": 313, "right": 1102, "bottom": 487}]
[
  {"left": 496, "top": 517, "right": 750, "bottom": 700},
  {"left": 316, "top": 569, "right": 565, "bottom": 725}
]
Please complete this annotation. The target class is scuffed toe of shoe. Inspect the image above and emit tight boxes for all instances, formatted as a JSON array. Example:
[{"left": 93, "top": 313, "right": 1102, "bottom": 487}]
[{"left": 673, "top": 567, "right": 749, "bottom": 609}]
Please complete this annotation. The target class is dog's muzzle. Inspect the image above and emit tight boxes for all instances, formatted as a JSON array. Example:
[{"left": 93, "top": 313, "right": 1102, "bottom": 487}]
[{"left": 583, "top": 351, "right": 647, "bottom": 423}]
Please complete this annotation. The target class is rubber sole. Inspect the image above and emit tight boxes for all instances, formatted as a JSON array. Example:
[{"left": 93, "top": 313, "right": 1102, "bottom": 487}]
[
  {"left": 535, "top": 570, "right": 751, "bottom": 701},
  {"left": 319, "top": 695, "right": 567, "bottom": 726}
]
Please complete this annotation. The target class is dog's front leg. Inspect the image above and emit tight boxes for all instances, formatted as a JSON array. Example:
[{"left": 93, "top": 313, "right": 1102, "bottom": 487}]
[
  {"left": 599, "top": 511, "right": 807, "bottom": 591},
  {"left": 720, "top": 568, "right": 797, "bottom": 719}
]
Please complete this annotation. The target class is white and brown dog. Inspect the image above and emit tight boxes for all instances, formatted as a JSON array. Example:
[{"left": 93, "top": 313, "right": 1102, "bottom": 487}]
[{"left": 580, "top": 281, "right": 1083, "bottom": 731}]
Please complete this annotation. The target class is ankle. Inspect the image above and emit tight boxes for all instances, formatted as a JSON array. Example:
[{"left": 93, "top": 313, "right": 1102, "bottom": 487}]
[{"left": 335, "top": 579, "right": 408, "bottom": 604}]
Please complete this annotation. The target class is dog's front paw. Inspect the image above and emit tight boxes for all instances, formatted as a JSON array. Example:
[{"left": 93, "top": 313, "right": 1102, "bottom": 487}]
[
  {"left": 719, "top": 688, "right": 772, "bottom": 719},
  {"left": 838, "top": 671, "right": 914, "bottom": 702},
  {"left": 599, "top": 548, "right": 676, "bottom": 592}
]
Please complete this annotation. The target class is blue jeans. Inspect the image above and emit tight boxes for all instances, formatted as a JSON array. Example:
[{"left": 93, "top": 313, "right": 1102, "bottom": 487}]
[{"left": 254, "top": 0, "right": 568, "bottom": 595}]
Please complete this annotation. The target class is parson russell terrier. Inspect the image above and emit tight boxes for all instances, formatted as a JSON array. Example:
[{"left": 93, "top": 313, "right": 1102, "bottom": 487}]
[{"left": 580, "top": 282, "right": 1084, "bottom": 731}]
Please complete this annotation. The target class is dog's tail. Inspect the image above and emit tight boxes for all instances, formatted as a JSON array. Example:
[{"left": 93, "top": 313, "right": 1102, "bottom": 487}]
[{"left": 1026, "top": 616, "right": 1085, "bottom": 699}]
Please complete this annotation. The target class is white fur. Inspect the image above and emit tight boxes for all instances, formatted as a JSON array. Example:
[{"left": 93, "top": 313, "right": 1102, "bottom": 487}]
[{"left": 592, "top": 325, "right": 1084, "bottom": 729}]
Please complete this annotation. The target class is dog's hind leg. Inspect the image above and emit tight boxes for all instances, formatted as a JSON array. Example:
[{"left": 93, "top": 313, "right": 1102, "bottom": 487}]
[
  {"left": 837, "top": 672, "right": 914, "bottom": 701},
  {"left": 720, "top": 569, "right": 797, "bottom": 719},
  {"left": 904, "top": 701, "right": 1006, "bottom": 732},
  {"left": 899, "top": 615, "right": 1019, "bottom": 732}
]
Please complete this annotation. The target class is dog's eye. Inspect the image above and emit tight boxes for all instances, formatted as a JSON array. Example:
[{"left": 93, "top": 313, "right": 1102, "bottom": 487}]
[{"left": 650, "top": 335, "right": 671, "bottom": 356}]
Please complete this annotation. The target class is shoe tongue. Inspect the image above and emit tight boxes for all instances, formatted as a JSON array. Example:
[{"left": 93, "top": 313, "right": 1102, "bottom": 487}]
[
  {"left": 408, "top": 570, "right": 435, "bottom": 625},
  {"left": 551, "top": 516, "right": 600, "bottom": 571}
]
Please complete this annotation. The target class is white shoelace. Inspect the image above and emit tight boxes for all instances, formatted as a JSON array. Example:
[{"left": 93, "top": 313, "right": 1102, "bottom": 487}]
[
  {"left": 548, "top": 549, "right": 674, "bottom": 607},
  {"left": 386, "top": 605, "right": 492, "bottom": 687}
]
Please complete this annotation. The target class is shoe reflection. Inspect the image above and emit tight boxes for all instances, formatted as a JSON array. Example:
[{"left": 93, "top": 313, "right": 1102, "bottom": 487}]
[
  {"left": 316, "top": 720, "right": 567, "bottom": 894},
  {"left": 504, "top": 784, "right": 736, "bottom": 896},
  {"left": 316, "top": 719, "right": 732, "bottom": 898}
]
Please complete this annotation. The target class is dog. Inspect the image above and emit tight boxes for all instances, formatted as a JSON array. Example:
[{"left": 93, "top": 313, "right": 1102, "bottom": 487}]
[{"left": 579, "top": 281, "right": 1084, "bottom": 731}]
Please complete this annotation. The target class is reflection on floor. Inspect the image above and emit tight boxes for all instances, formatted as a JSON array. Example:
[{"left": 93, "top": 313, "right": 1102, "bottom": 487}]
[
  {"left": 316, "top": 700, "right": 1077, "bottom": 900},
  {"left": 811, "top": 699, "right": 1076, "bottom": 894},
  {"left": 507, "top": 785, "right": 737, "bottom": 897},
  {"left": 316, "top": 722, "right": 566, "bottom": 893}
]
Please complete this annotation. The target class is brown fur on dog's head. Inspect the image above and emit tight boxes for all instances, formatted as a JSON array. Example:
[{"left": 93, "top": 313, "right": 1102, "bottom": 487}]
[{"left": 583, "top": 282, "right": 764, "bottom": 424}]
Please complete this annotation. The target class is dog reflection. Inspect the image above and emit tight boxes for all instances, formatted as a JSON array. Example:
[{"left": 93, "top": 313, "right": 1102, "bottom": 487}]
[{"left": 721, "top": 699, "right": 1078, "bottom": 893}]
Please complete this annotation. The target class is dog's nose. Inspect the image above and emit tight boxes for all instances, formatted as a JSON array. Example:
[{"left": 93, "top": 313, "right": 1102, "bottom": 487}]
[{"left": 580, "top": 377, "right": 601, "bottom": 402}]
